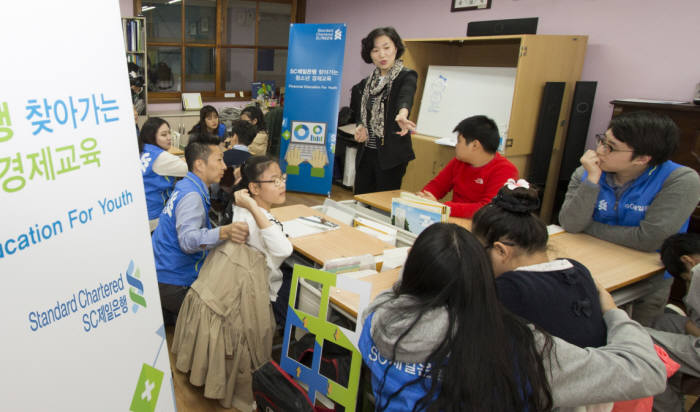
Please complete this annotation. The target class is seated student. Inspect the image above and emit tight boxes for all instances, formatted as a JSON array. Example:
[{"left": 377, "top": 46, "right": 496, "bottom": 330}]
[
  {"left": 138, "top": 117, "right": 187, "bottom": 231},
  {"left": 418, "top": 115, "right": 518, "bottom": 218},
  {"left": 151, "top": 134, "right": 249, "bottom": 325},
  {"left": 231, "top": 156, "right": 293, "bottom": 326},
  {"left": 472, "top": 180, "right": 606, "bottom": 348},
  {"left": 648, "top": 233, "right": 700, "bottom": 411},
  {"left": 223, "top": 119, "right": 258, "bottom": 169},
  {"left": 239, "top": 105, "right": 268, "bottom": 156},
  {"left": 360, "top": 223, "right": 665, "bottom": 412},
  {"left": 559, "top": 111, "right": 700, "bottom": 326},
  {"left": 188, "top": 105, "right": 227, "bottom": 142},
  {"left": 214, "top": 120, "right": 259, "bottom": 225}
]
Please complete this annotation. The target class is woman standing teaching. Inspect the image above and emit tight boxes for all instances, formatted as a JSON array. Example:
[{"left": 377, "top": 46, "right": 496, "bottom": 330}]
[{"left": 351, "top": 27, "right": 417, "bottom": 194}]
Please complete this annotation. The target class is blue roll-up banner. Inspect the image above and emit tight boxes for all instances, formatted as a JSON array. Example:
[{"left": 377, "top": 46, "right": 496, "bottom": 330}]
[{"left": 280, "top": 24, "right": 346, "bottom": 195}]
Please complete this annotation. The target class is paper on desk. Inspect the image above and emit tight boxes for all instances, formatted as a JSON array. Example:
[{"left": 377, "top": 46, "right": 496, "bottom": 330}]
[
  {"left": 354, "top": 217, "right": 397, "bottom": 245},
  {"left": 283, "top": 218, "right": 333, "bottom": 238},
  {"left": 547, "top": 224, "right": 565, "bottom": 235},
  {"left": 616, "top": 98, "right": 689, "bottom": 105},
  {"left": 341, "top": 269, "right": 378, "bottom": 280},
  {"left": 435, "top": 136, "right": 457, "bottom": 147},
  {"left": 323, "top": 202, "right": 355, "bottom": 225},
  {"left": 382, "top": 247, "right": 410, "bottom": 269},
  {"left": 338, "top": 123, "right": 357, "bottom": 135}
]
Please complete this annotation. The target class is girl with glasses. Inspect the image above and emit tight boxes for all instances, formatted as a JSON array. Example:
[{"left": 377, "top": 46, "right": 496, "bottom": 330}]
[{"left": 232, "top": 156, "right": 293, "bottom": 325}]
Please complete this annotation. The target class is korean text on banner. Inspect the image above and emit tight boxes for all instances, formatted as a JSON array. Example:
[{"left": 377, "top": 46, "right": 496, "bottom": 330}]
[
  {"left": 0, "top": 1, "right": 176, "bottom": 411},
  {"left": 279, "top": 24, "right": 346, "bottom": 195}
]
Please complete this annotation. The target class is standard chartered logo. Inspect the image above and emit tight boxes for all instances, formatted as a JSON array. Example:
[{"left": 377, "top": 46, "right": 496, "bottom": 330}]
[{"left": 126, "top": 260, "right": 147, "bottom": 312}]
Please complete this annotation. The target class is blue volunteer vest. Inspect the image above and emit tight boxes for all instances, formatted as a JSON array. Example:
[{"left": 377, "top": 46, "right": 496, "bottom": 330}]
[
  {"left": 151, "top": 172, "right": 212, "bottom": 287},
  {"left": 583, "top": 160, "right": 688, "bottom": 232},
  {"left": 141, "top": 144, "right": 176, "bottom": 220}
]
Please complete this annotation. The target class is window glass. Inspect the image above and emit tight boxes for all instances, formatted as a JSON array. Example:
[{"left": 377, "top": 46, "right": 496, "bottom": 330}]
[
  {"left": 223, "top": 0, "right": 256, "bottom": 45},
  {"left": 222, "top": 48, "right": 255, "bottom": 91},
  {"left": 148, "top": 46, "right": 182, "bottom": 92},
  {"left": 256, "top": 48, "right": 287, "bottom": 87},
  {"left": 185, "top": 0, "right": 217, "bottom": 44},
  {"left": 143, "top": 0, "right": 182, "bottom": 43},
  {"left": 185, "top": 47, "right": 216, "bottom": 92},
  {"left": 258, "top": 1, "right": 292, "bottom": 47}
]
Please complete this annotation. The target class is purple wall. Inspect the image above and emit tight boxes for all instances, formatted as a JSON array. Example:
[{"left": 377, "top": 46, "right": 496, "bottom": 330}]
[{"left": 306, "top": 0, "right": 700, "bottom": 148}]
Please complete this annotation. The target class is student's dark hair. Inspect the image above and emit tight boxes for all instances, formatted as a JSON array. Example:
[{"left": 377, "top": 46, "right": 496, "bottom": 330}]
[
  {"left": 240, "top": 105, "right": 266, "bottom": 132},
  {"left": 229, "top": 119, "right": 258, "bottom": 147},
  {"left": 138, "top": 117, "right": 169, "bottom": 153},
  {"left": 184, "top": 133, "right": 220, "bottom": 171},
  {"left": 234, "top": 155, "right": 278, "bottom": 193},
  {"left": 375, "top": 223, "right": 552, "bottom": 412},
  {"left": 360, "top": 27, "right": 405, "bottom": 64},
  {"left": 660, "top": 233, "right": 700, "bottom": 278},
  {"left": 472, "top": 185, "right": 548, "bottom": 254},
  {"left": 453, "top": 115, "right": 500, "bottom": 153},
  {"left": 608, "top": 111, "right": 679, "bottom": 166},
  {"left": 188, "top": 105, "right": 220, "bottom": 135}
]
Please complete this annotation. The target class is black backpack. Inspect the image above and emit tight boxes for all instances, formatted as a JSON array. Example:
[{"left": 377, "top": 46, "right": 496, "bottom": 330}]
[
  {"left": 290, "top": 333, "right": 352, "bottom": 389},
  {"left": 253, "top": 360, "right": 317, "bottom": 412}
]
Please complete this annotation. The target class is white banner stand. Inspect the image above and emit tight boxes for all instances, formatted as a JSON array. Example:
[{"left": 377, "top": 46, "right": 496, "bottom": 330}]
[{"left": 0, "top": 2, "right": 176, "bottom": 411}]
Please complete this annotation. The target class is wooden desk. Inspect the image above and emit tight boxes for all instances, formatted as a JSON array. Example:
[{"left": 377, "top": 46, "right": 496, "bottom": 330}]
[
  {"left": 168, "top": 146, "right": 184, "bottom": 156},
  {"left": 270, "top": 204, "right": 394, "bottom": 266},
  {"left": 354, "top": 190, "right": 472, "bottom": 229},
  {"left": 329, "top": 230, "right": 663, "bottom": 318},
  {"left": 330, "top": 268, "right": 402, "bottom": 318},
  {"left": 547, "top": 232, "right": 662, "bottom": 291}
]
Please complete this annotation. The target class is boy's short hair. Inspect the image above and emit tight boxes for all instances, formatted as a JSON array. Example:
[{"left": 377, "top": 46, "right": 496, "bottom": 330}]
[
  {"left": 185, "top": 133, "right": 219, "bottom": 171},
  {"left": 660, "top": 233, "right": 700, "bottom": 277},
  {"left": 453, "top": 115, "right": 500, "bottom": 153},
  {"left": 608, "top": 111, "right": 679, "bottom": 166},
  {"left": 229, "top": 119, "right": 258, "bottom": 146}
]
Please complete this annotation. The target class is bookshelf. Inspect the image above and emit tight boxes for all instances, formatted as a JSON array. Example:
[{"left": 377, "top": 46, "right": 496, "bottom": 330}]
[{"left": 121, "top": 17, "right": 148, "bottom": 115}]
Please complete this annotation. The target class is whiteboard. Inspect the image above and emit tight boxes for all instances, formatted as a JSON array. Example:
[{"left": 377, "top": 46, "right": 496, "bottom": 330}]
[{"left": 416, "top": 65, "right": 517, "bottom": 140}]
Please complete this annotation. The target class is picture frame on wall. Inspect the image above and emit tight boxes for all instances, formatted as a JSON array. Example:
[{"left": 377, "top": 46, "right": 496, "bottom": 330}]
[{"left": 451, "top": 0, "right": 492, "bottom": 12}]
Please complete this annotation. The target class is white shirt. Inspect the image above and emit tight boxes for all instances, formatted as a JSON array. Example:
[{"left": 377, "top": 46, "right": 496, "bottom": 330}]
[{"left": 232, "top": 205, "right": 293, "bottom": 301}]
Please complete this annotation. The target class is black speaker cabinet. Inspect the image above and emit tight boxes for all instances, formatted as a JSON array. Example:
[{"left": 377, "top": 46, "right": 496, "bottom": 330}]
[
  {"left": 467, "top": 17, "right": 538, "bottom": 36},
  {"left": 529, "top": 82, "right": 565, "bottom": 190},
  {"left": 553, "top": 81, "right": 597, "bottom": 223},
  {"left": 559, "top": 81, "right": 597, "bottom": 182}
]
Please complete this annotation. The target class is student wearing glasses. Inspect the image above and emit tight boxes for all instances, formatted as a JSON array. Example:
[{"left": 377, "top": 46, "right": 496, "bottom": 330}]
[
  {"left": 559, "top": 111, "right": 700, "bottom": 326},
  {"left": 232, "top": 156, "right": 293, "bottom": 325}
]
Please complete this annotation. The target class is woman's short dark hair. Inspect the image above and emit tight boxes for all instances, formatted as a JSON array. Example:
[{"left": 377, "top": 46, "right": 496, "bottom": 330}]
[
  {"left": 240, "top": 105, "right": 266, "bottom": 132},
  {"left": 360, "top": 27, "right": 405, "bottom": 64},
  {"left": 138, "top": 117, "right": 169, "bottom": 153},
  {"left": 608, "top": 111, "right": 679, "bottom": 167},
  {"left": 472, "top": 185, "right": 548, "bottom": 253}
]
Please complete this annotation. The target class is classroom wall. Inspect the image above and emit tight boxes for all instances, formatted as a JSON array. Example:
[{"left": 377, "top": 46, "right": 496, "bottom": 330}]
[{"left": 305, "top": 0, "right": 700, "bottom": 149}]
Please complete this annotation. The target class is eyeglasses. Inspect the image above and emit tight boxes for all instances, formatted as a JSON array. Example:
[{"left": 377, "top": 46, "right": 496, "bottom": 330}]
[
  {"left": 595, "top": 134, "right": 634, "bottom": 155},
  {"left": 254, "top": 174, "right": 287, "bottom": 187}
]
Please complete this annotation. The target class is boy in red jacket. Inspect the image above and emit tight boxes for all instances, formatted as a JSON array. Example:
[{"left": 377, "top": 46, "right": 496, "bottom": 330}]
[{"left": 419, "top": 115, "right": 518, "bottom": 218}]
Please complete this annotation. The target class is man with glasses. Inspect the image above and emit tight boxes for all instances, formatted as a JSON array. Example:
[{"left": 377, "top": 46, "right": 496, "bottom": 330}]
[
  {"left": 152, "top": 134, "right": 250, "bottom": 325},
  {"left": 559, "top": 111, "right": 700, "bottom": 326}
]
